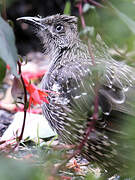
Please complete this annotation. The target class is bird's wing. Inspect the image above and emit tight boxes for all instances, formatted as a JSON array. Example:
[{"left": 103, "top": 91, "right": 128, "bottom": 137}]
[
  {"left": 55, "top": 37, "right": 135, "bottom": 117},
  {"left": 43, "top": 35, "right": 135, "bottom": 119},
  {"left": 93, "top": 35, "right": 135, "bottom": 116},
  {"left": 51, "top": 56, "right": 135, "bottom": 118}
]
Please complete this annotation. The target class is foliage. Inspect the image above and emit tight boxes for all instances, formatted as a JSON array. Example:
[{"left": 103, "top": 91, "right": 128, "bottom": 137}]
[
  {"left": 0, "top": 58, "right": 6, "bottom": 83},
  {"left": 0, "top": 15, "right": 18, "bottom": 79},
  {"left": 0, "top": 156, "right": 45, "bottom": 180},
  {"left": 80, "top": 0, "right": 135, "bottom": 54},
  {"left": 64, "top": 0, "right": 71, "bottom": 15}
]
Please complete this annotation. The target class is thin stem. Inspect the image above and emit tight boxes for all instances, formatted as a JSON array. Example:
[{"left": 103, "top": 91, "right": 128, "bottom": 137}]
[
  {"left": 76, "top": 2, "right": 86, "bottom": 29},
  {"left": 17, "top": 61, "right": 28, "bottom": 142}
]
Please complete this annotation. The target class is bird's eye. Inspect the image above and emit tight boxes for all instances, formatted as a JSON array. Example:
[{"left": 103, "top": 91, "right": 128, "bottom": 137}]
[{"left": 55, "top": 24, "right": 64, "bottom": 32}]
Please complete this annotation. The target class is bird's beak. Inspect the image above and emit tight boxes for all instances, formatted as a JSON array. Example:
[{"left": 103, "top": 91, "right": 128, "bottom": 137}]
[{"left": 17, "top": 16, "right": 45, "bottom": 30}]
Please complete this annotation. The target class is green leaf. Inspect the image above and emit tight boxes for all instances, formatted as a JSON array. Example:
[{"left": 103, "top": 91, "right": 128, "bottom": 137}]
[
  {"left": 0, "top": 157, "right": 45, "bottom": 180},
  {"left": 81, "top": 0, "right": 135, "bottom": 50},
  {"left": 0, "top": 15, "right": 18, "bottom": 76},
  {"left": 64, "top": 1, "right": 71, "bottom": 15},
  {"left": 0, "top": 58, "right": 6, "bottom": 83},
  {"left": 108, "top": 1, "right": 135, "bottom": 34}
]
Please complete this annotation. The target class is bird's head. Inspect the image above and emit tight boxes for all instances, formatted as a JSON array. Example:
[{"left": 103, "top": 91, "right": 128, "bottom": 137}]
[{"left": 17, "top": 14, "right": 78, "bottom": 53}]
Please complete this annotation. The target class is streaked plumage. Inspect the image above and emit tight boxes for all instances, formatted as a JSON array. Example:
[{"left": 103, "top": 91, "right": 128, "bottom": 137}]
[{"left": 18, "top": 14, "right": 135, "bottom": 177}]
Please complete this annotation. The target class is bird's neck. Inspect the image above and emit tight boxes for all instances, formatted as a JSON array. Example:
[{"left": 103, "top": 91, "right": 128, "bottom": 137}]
[{"left": 46, "top": 38, "right": 90, "bottom": 69}]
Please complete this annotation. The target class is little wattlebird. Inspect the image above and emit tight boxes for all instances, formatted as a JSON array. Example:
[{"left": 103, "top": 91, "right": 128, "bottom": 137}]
[{"left": 17, "top": 14, "right": 135, "bottom": 177}]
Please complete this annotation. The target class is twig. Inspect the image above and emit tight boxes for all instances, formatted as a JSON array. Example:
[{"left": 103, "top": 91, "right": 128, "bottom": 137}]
[
  {"left": 76, "top": 1, "right": 86, "bottom": 29},
  {"left": 17, "top": 61, "right": 28, "bottom": 142}
]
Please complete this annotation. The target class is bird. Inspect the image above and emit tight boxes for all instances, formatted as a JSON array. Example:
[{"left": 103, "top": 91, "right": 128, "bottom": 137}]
[{"left": 17, "top": 14, "right": 135, "bottom": 177}]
